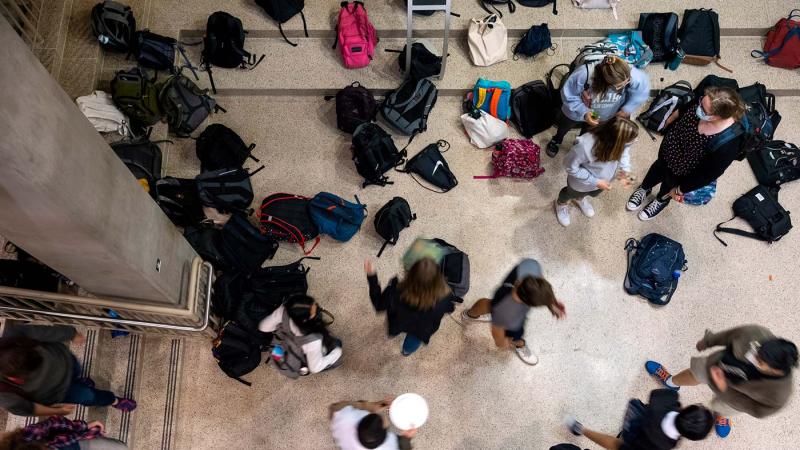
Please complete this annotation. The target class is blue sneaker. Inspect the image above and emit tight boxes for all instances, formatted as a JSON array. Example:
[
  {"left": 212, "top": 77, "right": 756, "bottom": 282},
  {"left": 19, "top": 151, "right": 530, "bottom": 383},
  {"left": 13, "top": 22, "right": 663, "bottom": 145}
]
[
  {"left": 402, "top": 334, "right": 423, "bottom": 356},
  {"left": 645, "top": 361, "right": 680, "bottom": 391},
  {"left": 715, "top": 416, "right": 731, "bottom": 438}
]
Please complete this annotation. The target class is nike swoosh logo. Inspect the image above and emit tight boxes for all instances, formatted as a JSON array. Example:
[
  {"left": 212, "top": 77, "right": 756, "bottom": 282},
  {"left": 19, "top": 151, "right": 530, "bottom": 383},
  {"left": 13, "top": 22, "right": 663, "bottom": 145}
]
[{"left": 432, "top": 160, "right": 444, "bottom": 175}]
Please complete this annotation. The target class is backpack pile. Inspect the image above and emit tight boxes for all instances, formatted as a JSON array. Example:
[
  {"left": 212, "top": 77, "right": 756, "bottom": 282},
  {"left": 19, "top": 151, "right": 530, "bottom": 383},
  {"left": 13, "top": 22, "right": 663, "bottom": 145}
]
[
  {"left": 623, "top": 234, "right": 687, "bottom": 306},
  {"left": 474, "top": 139, "right": 545, "bottom": 179},
  {"left": 468, "top": 14, "right": 508, "bottom": 66},
  {"left": 334, "top": 1, "right": 378, "bottom": 69},
  {"left": 201, "top": 12, "right": 265, "bottom": 94},
  {"left": 91, "top": 1, "right": 136, "bottom": 53},
  {"left": 752, "top": 9, "right": 800, "bottom": 69},
  {"left": 677, "top": 8, "right": 731, "bottom": 72},
  {"left": 256, "top": 0, "right": 308, "bottom": 47},
  {"left": 374, "top": 197, "right": 416, "bottom": 257}
]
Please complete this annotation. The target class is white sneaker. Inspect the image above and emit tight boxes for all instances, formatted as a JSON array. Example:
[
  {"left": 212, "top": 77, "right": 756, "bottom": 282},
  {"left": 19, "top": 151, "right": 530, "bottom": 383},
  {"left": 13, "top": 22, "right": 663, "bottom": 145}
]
[
  {"left": 576, "top": 196, "right": 595, "bottom": 218},
  {"left": 514, "top": 344, "right": 539, "bottom": 365},
  {"left": 554, "top": 200, "right": 571, "bottom": 226},
  {"left": 461, "top": 309, "right": 491, "bottom": 323}
]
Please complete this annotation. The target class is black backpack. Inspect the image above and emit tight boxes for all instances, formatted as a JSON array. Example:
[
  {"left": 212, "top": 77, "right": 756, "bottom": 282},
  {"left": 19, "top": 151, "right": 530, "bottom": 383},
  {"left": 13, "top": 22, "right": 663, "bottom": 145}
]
[
  {"left": 623, "top": 233, "right": 687, "bottom": 306},
  {"left": 518, "top": 1, "right": 558, "bottom": 16},
  {"left": 184, "top": 226, "right": 230, "bottom": 271},
  {"left": 678, "top": 9, "right": 730, "bottom": 71},
  {"left": 202, "top": 12, "right": 265, "bottom": 94},
  {"left": 196, "top": 124, "right": 259, "bottom": 172},
  {"left": 510, "top": 77, "right": 560, "bottom": 138},
  {"left": 374, "top": 197, "right": 416, "bottom": 257},
  {"left": 637, "top": 80, "right": 694, "bottom": 137},
  {"left": 196, "top": 166, "right": 263, "bottom": 214},
  {"left": 212, "top": 321, "right": 270, "bottom": 386},
  {"left": 638, "top": 13, "right": 679, "bottom": 63},
  {"left": 737, "top": 82, "right": 782, "bottom": 158},
  {"left": 91, "top": 1, "right": 136, "bottom": 53},
  {"left": 255, "top": 0, "right": 308, "bottom": 47},
  {"left": 159, "top": 73, "right": 222, "bottom": 137},
  {"left": 110, "top": 137, "right": 165, "bottom": 196},
  {"left": 246, "top": 257, "right": 317, "bottom": 320},
  {"left": 0, "top": 260, "right": 61, "bottom": 292},
  {"left": 133, "top": 30, "right": 197, "bottom": 76},
  {"left": 480, "top": 0, "right": 516, "bottom": 17},
  {"left": 386, "top": 43, "right": 443, "bottom": 80},
  {"left": 155, "top": 177, "right": 205, "bottom": 227},
  {"left": 351, "top": 123, "right": 406, "bottom": 187},
  {"left": 400, "top": 140, "right": 458, "bottom": 193},
  {"left": 259, "top": 193, "right": 320, "bottom": 254},
  {"left": 715, "top": 185, "right": 792, "bottom": 246},
  {"left": 381, "top": 78, "right": 438, "bottom": 137},
  {"left": 333, "top": 82, "right": 378, "bottom": 134},
  {"left": 747, "top": 140, "right": 800, "bottom": 188},
  {"left": 432, "top": 238, "right": 470, "bottom": 300},
  {"left": 513, "top": 24, "right": 554, "bottom": 59},
  {"left": 219, "top": 215, "right": 279, "bottom": 273}
]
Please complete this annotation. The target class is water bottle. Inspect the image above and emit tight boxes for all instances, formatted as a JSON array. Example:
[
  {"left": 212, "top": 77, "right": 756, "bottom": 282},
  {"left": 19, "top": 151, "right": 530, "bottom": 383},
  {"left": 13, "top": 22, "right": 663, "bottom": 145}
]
[
  {"left": 672, "top": 270, "right": 681, "bottom": 280},
  {"left": 271, "top": 345, "right": 285, "bottom": 363}
]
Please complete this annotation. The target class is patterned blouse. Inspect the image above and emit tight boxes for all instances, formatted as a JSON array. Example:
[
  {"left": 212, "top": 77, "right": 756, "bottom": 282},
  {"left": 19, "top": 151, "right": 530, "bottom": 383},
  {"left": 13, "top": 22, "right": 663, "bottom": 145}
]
[{"left": 659, "top": 106, "right": 716, "bottom": 177}]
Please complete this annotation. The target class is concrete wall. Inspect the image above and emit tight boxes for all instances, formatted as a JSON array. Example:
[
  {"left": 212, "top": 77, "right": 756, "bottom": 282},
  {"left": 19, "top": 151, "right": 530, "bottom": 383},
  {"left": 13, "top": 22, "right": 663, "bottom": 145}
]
[{"left": 0, "top": 17, "right": 197, "bottom": 305}]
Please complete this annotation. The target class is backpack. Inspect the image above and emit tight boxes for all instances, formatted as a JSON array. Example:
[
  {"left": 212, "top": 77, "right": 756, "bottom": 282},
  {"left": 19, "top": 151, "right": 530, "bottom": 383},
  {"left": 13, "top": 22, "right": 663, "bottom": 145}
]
[
  {"left": 747, "top": 140, "right": 800, "bottom": 187},
  {"left": 480, "top": 0, "right": 516, "bottom": 17},
  {"left": 381, "top": 78, "right": 438, "bottom": 136},
  {"left": 259, "top": 193, "right": 320, "bottom": 254},
  {"left": 513, "top": 24, "right": 554, "bottom": 60},
  {"left": 374, "top": 197, "right": 416, "bottom": 257},
  {"left": 714, "top": 185, "right": 792, "bottom": 246},
  {"left": 571, "top": 0, "right": 619, "bottom": 20},
  {"left": 678, "top": 9, "right": 731, "bottom": 72},
  {"left": 212, "top": 321, "right": 269, "bottom": 386},
  {"left": 518, "top": 1, "right": 558, "bottom": 15},
  {"left": 110, "top": 137, "right": 164, "bottom": 195},
  {"left": 351, "top": 122, "right": 406, "bottom": 187},
  {"left": 202, "top": 12, "right": 265, "bottom": 94},
  {"left": 386, "top": 42, "right": 443, "bottom": 80},
  {"left": 510, "top": 78, "right": 560, "bottom": 138},
  {"left": 682, "top": 180, "right": 717, "bottom": 206},
  {"left": 623, "top": 233, "right": 687, "bottom": 306},
  {"left": 334, "top": 82, "right": 378, "bottom": 134},
  {"left": 155, "top": 177, "right": 205, "bottom": 227},
  {"left": 431, "top": 238, "right": 470, "bottom": 300},
  {"left": 255, "top": 0, "right": 308, "bottom": 47},
  {"left": 183, "top": 226, "right": 231, "bottom": 271},
  {"left": 196, "top": 166, "right": 263, "bottom": 214},
  {"left": 0, "top": 260, "right": 61, "bottom": 292},
  {"left": 475, "top": 139, "right": 545, "bottom": 179},
  {"left": 461, "top": 109, "right": 509, "bottom": 148},
  {"left": 472, "top": 78, "right": 512, "bottom": 121},
  {"left": 76, "top": 90, "right": 130, "bottom": 136},
  {"left": 335, "top": 1, "right": 378, "bottom": 69},
  {"left": 91, "top": 1, "right": 136, "bottom": 53},
  {"left": 638, "top": 12, "right": 679, "bottom": 63},
  {"left": 219, "top": 214, "right": 279, "bottom": 272},
  {"left": 468, "top": 15, "right": 508, "bottom": 67},
  {"left": 268, "top": 307, "right": 318, "bottom": 379},
  {"left": 110, "top": 67, "right": 161, "bottom": 128},
  {"left": 752, "top": 9, "right": 800, "bottom": 69},
  {"left": 308, "top": 192, "right": 367, "bottom": 242},
  {"left": 637, "top": 80, "right": 694, "bottom": 136},
  {"left": 196, "top": 124, "right": 259, "bottom": 172},
  {"left": 400, "top": 141, "right": 459, "bottom": 193},
  {"left": 603, "top": 31, "right": 653, "bottom": 69},
  {"left": 158, "top": 73, "right": 221, "bottom": 137}
]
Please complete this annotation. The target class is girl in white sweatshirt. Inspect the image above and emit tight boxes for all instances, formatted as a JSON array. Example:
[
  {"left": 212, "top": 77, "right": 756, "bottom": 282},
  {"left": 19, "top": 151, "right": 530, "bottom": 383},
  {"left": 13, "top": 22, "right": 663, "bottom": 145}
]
[{"left": 555, "top": 116, "right": 638, "bottom": 226}]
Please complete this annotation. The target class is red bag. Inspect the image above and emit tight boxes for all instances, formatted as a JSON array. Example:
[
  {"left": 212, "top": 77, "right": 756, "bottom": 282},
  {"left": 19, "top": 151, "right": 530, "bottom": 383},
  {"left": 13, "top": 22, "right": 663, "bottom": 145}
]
[
  {"left": 753, "top": 9, "right": 800, "bottom": 69},
  {"left": 474, "top": 139, "right": 545, "bottom": 179}
]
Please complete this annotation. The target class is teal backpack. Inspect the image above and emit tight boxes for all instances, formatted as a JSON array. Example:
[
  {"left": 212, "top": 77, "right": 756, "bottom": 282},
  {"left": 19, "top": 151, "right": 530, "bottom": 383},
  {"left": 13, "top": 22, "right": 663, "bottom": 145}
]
[
  {"left": 472, "top": 78, "right": 512, "bottom": 121},
  {"left": 308, "top": 192, "right": 367, "bottom": 242},
  {"left": 604, "top": 30, "right": 653, "bottom": 69}
]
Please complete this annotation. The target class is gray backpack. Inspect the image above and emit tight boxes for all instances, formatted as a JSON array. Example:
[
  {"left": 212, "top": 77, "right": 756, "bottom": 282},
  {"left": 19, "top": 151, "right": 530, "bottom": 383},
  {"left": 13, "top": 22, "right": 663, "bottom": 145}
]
[
  {"left": 158, "top": 73, "right": 224, "bottom": 137},
  {"left": 268, "top": 308, "right": 314, "bottom": 379},
  {"left": 380, "top": 78, "right": 438, "bottom": 137}
]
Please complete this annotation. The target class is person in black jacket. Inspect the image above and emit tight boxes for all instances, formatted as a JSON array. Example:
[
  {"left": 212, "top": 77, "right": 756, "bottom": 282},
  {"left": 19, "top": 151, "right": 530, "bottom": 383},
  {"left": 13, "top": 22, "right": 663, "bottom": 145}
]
[
  {"left": 626, "top": 86, "right": 746, "bottom": 221},
  {"left": 364, "top": 258, "right": 456, "bottom": 357},
  {"left": 564, "top": 389, "right": 714, "bottom": 450}
]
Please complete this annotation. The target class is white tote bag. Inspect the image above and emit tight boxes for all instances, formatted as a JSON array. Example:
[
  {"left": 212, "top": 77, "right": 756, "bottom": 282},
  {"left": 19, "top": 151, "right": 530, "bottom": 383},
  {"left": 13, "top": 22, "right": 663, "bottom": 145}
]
[
  {"left": 571, "top": 0, "right": 619, "bottom": 20},
  {"left": 468, "top": 14, "right": 508, "bottom": 66},
  {"left": 461, "top": 109, "right": 509, "bottom": 149},
  {"left": 75, "top": 90, "right": 130, "bottom": 135}
]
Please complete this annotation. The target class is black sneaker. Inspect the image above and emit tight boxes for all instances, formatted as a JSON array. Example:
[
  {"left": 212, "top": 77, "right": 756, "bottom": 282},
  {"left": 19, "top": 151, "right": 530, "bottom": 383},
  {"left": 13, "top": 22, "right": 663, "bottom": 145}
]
[
  {"left": 546, "top": 140, "right": 560, "bottom": 157},
  {"left": 626, "top": 186, "right": 650, "bottom": 211},
  {"left": 639, "top": 198, "right": 670, "bottom": 221}
]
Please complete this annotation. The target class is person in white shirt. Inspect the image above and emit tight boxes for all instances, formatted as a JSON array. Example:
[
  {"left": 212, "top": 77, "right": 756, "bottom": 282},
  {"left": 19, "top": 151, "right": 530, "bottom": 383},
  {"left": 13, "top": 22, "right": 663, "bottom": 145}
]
[{"left": 329, "top": 397, "right": 416, "bottom": 450}]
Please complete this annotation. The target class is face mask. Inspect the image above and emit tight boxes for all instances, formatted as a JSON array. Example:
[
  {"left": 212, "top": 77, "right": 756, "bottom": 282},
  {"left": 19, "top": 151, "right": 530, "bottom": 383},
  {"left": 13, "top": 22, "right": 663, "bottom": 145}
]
[{"left": 696, "top": 104, "right": 714, "bottom": 122}]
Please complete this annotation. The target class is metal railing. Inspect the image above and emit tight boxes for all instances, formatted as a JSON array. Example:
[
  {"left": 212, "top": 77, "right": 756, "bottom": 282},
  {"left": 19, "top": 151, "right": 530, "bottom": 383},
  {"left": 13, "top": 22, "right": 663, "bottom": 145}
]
[
  {"left": 0, "top": 0, "right": 43, "bottom": 48},
  {"left": 0, "top": 257, "right": 218, "bottom": 338}
]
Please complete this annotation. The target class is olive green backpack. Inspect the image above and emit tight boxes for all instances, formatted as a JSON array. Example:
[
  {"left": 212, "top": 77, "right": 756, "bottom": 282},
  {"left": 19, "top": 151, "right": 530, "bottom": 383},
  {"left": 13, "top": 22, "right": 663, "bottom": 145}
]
[{"left": 110, "top": 67, "right": 161, "bottom": 127}]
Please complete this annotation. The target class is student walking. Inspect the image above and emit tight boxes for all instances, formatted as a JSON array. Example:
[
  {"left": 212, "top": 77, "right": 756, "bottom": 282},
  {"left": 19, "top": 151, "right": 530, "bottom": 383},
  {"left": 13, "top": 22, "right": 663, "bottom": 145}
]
[
  {"left": 565, "top": 389, "right": 713, "bottom": 450},
  {"left": 0, "top": 417, "right": 127, "bottom": 449},
  {"left": 554, "top": 116, "right": 638, "bottom": 226},
  {"left": 329, "top": 397, "right": 416, "bottom": 450},
  {"left": 627, "top": 86, "right": 746, "bottom": 221},
  {"left": 364, "top": 258, "right": 457, "bottom": 356},
  {"left": 547, "top": 56, "right": 650, "bottom": 157},
  {"left": 645, "top": 324, "right": 797, "bottom": 438},
  {"left": 461, "top": 259, "right": 565, "bottom": 365},
  {"left": 0, "top": 325, "right": 136, "bottom": 417}
]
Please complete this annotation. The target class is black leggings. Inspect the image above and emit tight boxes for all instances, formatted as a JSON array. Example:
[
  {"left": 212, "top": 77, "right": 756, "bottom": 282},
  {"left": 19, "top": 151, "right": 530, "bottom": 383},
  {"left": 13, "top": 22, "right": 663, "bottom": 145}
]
[
  {"left": 640, "top": 158, "right": 680, "bottom": 199},
  {"left": 551, "top": 111, "right": 589, "bottom": 144}
]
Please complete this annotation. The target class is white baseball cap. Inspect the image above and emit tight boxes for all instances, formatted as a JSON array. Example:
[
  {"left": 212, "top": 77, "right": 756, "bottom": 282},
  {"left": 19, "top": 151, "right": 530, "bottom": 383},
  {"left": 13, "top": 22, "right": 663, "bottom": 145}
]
[{"left": 389, "top": 393, "right": 429, "bottom": 431}]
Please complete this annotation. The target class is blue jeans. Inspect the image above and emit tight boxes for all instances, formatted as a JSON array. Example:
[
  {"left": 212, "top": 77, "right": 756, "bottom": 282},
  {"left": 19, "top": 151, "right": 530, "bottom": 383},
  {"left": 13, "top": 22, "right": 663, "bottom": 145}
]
[{"left": 60, "top": 355, "right": 116, "bottom": 407}]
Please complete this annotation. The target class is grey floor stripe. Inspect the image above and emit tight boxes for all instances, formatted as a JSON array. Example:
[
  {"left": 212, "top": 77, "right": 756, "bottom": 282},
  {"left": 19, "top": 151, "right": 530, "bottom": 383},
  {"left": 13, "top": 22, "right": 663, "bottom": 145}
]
[
  {"left": 118, "top": 334, "right": 140, "bottom": 444},
  {"left": 161, "top": 339, "right": 181, "bottom": 450}
]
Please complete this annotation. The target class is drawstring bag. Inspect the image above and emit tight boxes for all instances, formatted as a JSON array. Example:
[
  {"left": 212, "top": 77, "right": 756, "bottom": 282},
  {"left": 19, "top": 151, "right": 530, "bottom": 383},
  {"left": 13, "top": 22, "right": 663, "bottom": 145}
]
[
  {"left": 399, "top": 141, "right": 458, "bottom": 193},
  {"left": 513, "top": 23, "right": 556, "bottom": 59},
  {"left": 468, "top": 14, "right": 508, "bottom": 66}
]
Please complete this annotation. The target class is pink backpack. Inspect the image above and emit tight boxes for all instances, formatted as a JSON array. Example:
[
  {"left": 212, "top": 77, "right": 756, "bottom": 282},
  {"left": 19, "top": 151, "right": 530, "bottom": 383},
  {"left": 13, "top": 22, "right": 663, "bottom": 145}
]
[
  {"left": 336, "top": 1, "right": 378, "bottom": 69},
  {"left": 474, "top": 139, "right": 545, "bottom": 179}
]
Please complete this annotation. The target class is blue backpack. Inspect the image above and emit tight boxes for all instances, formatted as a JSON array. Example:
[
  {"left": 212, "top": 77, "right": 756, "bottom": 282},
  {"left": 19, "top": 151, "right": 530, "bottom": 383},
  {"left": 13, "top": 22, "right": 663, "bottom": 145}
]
[
  {"left": 682, "top": 181, "right": 717, "bottom": 206},
  {"left": 604, "top": 31, "right": 653, "bottom": 69},
  {"left": 308, "top": 192, "right": 367, "bottom": 242},
  {"left": 623, "top": 234, "right": 687, "bottom": 306}
]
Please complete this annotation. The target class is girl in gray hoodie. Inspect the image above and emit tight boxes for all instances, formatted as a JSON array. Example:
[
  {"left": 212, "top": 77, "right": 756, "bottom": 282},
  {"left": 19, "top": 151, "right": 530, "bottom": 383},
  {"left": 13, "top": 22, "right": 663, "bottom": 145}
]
[{"left": 555, "top": 117, "right": 639, "bottom": 226}]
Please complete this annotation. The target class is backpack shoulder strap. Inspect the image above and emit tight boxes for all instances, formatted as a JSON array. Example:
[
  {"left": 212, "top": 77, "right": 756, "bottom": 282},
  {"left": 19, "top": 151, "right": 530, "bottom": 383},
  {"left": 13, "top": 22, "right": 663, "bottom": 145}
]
[{"left": 708, "top": 123, "right": 744, "bottom": 153}]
